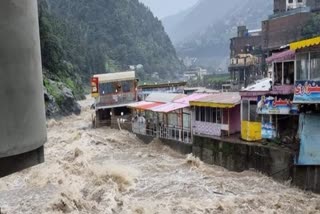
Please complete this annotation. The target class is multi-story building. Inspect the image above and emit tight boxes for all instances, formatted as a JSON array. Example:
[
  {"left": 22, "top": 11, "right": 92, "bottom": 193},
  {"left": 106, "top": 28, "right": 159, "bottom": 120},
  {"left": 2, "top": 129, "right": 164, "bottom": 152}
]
[
  {"left": 229, "top": 26, "right": 264, "bottom": 90},
  {"left": 263, "top": 0, "right": 320, "bottom": 51},
  {"left": 91, "top": 71, "right": 139, "bottom": 127},
  {"left": 274, "top": 0, "right": 320, "bottom": 13}
]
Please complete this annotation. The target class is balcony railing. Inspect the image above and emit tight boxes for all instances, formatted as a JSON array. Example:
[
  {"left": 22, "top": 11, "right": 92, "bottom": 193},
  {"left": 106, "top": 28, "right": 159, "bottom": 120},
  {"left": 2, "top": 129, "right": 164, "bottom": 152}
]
[
  {"left": 132, "top": 121, "right": 192, "bottom": 144},
  {"left": 96, "top": 92, "right": 136, "bottom": 107},
  {"left": 269, "top": 6, "right": 310, "bottom": 20}
]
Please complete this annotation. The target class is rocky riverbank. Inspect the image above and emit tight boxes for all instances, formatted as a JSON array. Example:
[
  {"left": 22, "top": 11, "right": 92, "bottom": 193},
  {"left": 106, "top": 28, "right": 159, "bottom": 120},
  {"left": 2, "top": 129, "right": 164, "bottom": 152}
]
[{"left": 44, "top": 79, "right": 83, "bottom": 118}]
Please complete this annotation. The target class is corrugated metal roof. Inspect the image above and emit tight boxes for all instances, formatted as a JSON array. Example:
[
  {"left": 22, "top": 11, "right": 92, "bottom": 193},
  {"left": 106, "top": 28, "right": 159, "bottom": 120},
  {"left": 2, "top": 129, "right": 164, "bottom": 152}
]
[
  {"left": 266, "top": 50, "right": 295, "bottom": 63},
  {"left": 145, "top": 93, "right": 186, "bottom": 103},
  {"left": 145, "top": 94, "right": 210, "bottom": 113},
  {"left": 94, "top": 71, "right": 135, "bottom": 83},
  {"left": 190, "top": 92, "right": 241, "bottom": 108},
  {"left": 174, "top": 93, "right": 211, "bottom": 104},
  {"left": 127, "top": 101, "right": 163, "bottom": 110},
  {"left": 151, "top": 103, "right": 189, "bottom": 113},
  {"left": 242, "top": 78, "right": 272, "bottom": 92}
]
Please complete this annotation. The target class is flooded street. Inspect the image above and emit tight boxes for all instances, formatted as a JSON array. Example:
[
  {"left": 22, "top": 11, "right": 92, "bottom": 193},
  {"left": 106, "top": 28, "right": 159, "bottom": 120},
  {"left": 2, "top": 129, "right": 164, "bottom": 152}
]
[{"left": 0, "top": 98, "right": 320, "bottom": 214}]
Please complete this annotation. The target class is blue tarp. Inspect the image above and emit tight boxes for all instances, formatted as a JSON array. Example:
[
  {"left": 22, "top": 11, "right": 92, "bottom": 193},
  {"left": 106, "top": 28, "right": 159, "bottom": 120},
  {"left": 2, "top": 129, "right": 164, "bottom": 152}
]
[{"left": 297, "top": 114, "right": 320, "bottom": 165}]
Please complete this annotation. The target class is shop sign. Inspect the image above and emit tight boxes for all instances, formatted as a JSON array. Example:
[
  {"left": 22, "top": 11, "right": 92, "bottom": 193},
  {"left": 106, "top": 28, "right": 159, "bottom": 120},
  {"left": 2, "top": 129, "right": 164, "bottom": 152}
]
[
  {"left": 257, "top": 96, "right": 298, "bottom": 115},
  {"left": 294, "top": 81, "right": 320, "bottom": 103},
  {"left": 91, "top": 77, "right": 99, "bottom": 97}
]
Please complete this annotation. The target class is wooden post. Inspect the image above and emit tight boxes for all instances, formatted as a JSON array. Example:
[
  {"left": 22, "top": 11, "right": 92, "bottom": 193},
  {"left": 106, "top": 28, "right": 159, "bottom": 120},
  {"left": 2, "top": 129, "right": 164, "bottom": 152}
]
[
  {"left": 228, "top": 108, "right": 230, "bottom": 136},
  {"left": 282, "top": 62, "right": 284, "bottom": 85},
  {"left": 181, "top": 109, "right": 184, "bottom": 142}
]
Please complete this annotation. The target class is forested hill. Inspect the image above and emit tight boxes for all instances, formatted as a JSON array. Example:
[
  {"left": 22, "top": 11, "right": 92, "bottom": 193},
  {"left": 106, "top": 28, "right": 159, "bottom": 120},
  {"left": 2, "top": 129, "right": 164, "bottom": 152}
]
[
  {"left": 38, "top": 0, "right": 182, "bottom": 116},
  {"left": 46, "top": 0, "right": 182, "bottom": 79}
]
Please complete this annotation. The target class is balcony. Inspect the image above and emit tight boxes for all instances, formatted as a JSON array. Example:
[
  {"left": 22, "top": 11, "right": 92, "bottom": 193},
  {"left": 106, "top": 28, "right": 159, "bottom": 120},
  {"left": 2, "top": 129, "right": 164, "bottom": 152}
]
[
  {"left": 269, "top": 6, "right": 310, "bottom": 20},
  {"left": 96, "top": 92, "right": 136, "bottom": 108}
]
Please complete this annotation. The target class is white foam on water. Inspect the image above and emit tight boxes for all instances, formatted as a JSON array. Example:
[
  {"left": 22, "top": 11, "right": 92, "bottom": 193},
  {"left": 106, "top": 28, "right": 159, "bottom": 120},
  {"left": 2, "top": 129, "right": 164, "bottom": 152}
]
[{"left": 1, "top": 96, "right": 320, "bottom": 214}]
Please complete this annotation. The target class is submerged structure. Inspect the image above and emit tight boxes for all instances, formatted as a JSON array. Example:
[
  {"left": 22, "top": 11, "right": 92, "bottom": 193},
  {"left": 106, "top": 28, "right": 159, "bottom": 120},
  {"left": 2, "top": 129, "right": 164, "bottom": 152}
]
[
  {"left": 0, "top": 0, "right": 47, "bottom": 176},
  {"left": 91, "top": 71, "right": 138, "bottom": 127}
]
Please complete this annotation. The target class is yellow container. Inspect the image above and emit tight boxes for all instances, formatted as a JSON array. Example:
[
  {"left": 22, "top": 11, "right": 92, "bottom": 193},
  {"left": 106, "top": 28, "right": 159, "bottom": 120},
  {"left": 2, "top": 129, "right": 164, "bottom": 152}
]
[{"left": 241, "top": 121, "right": 262, "bottom": 142}]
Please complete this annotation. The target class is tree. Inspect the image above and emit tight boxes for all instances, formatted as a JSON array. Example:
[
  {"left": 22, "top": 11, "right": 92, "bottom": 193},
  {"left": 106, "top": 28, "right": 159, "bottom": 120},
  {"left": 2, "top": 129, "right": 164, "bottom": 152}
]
[{"left": 301, "top": 13, "right": 320, "bottom": 39}]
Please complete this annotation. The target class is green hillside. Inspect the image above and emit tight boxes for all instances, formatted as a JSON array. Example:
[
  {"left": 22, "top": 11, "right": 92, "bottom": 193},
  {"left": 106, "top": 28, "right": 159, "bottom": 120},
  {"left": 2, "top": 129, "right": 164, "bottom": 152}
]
[{"left": 38, "top": 0, "right": 183, "bottom": 116}]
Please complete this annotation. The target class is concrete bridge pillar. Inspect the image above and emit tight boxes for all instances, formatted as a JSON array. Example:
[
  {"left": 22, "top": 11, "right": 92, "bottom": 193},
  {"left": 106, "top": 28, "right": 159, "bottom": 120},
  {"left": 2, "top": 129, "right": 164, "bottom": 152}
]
[{"left": 0, "top": 0, "right": 46, "bottom": 176}]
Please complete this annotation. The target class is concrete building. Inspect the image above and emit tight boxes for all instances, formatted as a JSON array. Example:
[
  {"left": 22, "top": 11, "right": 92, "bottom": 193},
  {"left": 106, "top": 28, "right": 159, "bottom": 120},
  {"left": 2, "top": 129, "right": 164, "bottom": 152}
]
[
  {"left": 262, "top": 8, "right": 311, "bottom": 51},
  {"left": 230, "top": 26, "right": 263, "bottom": 58},
  {"left": 190, "top": 93, "right": 241, "bottom": 137},
  {"left": 0, "top": 0, "right": 47, "bottom": 177},
  {"left": 91, "top": 71, "right": 138, "bottom": 127},
  {"left": 137, "top": 82, "right": 186, "bottom": 101},
  {"left": 229, "top": 26, "right": 264, "bottom": 90},
  {"left": 274, "top": 0, "right": 320, "bottom": 13},
  {"left": 263, "top": 0, "right": 320, "bottom": 51}
]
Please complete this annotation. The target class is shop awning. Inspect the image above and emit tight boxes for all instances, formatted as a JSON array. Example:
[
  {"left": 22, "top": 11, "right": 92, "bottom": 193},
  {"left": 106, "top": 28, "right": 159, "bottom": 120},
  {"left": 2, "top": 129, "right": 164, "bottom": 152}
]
[
  {"left": 151, "top": 102, "right": 189, "bottom": 113},
  {"left": 190, "top": 92, "right": 241, "bottom": 108},
  {"left": 266, "top": 50, "right": 295, "bottom": 63},
  {"left": 145, "top": 93, "right": 186, "bottom": 103},
  {"left": 290, "top": 36, "right": 320, "bottom": 51},
  {"left": 127, "top": 101, "right": 163, "bottom": 110}
]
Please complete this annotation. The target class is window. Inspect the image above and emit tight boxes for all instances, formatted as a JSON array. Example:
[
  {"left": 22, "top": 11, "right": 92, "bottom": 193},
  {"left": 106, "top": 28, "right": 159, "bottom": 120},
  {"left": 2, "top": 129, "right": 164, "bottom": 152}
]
[
  {"left": 242, "top": 100, "right": 249, "bottom": 121},
  {"left": 310, "top": 52, "right": 320, "bottom": 80},
  {"left": 205, "top": 107, "right": 211, "bottom": 122},
  {"left": 288, "top": 0, "right": 293, "bottom": 3},
  {"left": 217, "top": 109, "right": 221, "bottom": 124},
  {"left": 249, "top": 101, "right": 261, "bottom": 122},
  {"left": 122, "top": 81, "right": 133, "bottom": 93},
  {"left": 284, "top": 61, "right": 294, "bottom": 85},
  {"left": 195, "top": 107, "right": 200, "bottom": 121},
  {"left": 200, "top": 107, "right": 205, "bottom": 122},
  {"left": 296, "top": 53, "right": 309, "bottom": 81},
  {"left": 99, "top": 82, "right": 115, "bottom": 95},
  {"left": 274, "top": 62, "right": 282, "bottom": 85}
]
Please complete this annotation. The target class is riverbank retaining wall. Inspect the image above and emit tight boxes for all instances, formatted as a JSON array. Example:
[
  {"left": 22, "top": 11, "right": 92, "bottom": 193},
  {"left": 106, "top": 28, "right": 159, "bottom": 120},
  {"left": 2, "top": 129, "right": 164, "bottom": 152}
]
[{"left": 135, "top": 131, "right": 320, "bottom": 193}]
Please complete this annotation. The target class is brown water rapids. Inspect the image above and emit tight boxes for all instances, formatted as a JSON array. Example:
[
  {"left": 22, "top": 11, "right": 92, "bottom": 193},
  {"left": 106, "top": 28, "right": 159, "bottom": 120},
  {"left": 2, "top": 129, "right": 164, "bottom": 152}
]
[{"left": 0, "top": 98, "right": 320, "bottom": 214}]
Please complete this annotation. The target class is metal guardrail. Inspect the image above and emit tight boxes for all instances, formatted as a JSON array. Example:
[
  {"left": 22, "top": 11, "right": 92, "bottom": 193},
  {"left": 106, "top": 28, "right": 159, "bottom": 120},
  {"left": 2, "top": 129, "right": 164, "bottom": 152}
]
[{"left": 132, "top": 122, "right": 192, "bottom": 144}]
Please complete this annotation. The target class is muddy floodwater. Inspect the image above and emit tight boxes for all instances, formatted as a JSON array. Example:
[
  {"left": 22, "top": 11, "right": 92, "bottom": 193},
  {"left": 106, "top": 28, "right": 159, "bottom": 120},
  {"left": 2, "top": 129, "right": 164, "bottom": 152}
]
[{"left": 1, "top": 98, "right": 320, "bottom": 214}]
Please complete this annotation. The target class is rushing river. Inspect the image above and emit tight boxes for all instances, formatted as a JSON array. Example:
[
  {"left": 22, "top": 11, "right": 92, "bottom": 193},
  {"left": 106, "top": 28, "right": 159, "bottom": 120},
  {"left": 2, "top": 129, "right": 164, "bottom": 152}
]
[{"left": 0, "top": 98, "right": 320, "bottom": 214}]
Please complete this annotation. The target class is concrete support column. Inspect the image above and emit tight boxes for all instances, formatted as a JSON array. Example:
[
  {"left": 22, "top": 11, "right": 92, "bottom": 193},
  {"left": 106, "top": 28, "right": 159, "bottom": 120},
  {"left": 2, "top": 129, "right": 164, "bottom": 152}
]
[{"left": 0, "top": 0, "right": 46, "bottom": 175}]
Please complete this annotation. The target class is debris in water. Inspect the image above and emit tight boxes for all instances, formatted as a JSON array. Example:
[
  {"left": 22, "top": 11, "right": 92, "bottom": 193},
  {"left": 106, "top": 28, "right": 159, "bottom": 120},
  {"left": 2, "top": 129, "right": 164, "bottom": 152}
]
[{"left": 0, "top": 97, "right": 320, "bottom": 214}]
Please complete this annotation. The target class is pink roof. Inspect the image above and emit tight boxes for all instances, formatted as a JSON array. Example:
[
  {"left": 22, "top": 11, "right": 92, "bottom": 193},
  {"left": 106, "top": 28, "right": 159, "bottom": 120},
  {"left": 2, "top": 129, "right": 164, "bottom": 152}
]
[
  {"left": 174, "top": 93, "right": 211, "bottom": 104},
  {"left": 150, "top": 93, "right": 211, "bottom": 113},
  {"left": 151, "top": 102, "right": 188, "bottom": 113},
  {"left": 191, "top": 92, "right": 241, "bottom": 105},
  {"left": 127, "top": 101, "right": 163, "bottom": 110},
  {"left": 266, "top": 50, "right": 295, "bottom": 63}
]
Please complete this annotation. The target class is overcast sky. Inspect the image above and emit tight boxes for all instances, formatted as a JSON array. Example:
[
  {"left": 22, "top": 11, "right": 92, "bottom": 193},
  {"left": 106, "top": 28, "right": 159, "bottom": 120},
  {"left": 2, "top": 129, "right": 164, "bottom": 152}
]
[{"left": 139, "top": 0, "right": 199, "bottom": 19}]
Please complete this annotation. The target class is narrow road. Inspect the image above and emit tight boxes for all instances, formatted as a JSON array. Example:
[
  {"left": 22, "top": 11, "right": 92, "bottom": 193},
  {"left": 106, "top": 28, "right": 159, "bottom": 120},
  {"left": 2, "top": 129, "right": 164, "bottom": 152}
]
[{"left": 0, "top": 98, "right": 319, "bottom": 214}]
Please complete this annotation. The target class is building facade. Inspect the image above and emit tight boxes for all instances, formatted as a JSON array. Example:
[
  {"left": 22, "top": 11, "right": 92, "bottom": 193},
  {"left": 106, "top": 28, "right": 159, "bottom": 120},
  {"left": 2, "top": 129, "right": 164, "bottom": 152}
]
[{"left": 229, "top": 26, "right": 264, "bottom": 90}]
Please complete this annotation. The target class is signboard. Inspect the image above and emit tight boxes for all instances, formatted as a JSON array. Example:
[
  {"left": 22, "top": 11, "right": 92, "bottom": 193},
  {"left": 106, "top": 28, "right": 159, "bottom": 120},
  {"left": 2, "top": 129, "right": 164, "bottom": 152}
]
[
  {"left": 294, "top": 81, "right": 320, "bottom": 103},
  {"left": 257, "top": 96, "right": 298, "bottom": 115},
  {"left": 91, "top": 77, "right": 99, "bottom": 97},
  {"left": 261, "top": 122, "right": 276, "bottom": 139}
]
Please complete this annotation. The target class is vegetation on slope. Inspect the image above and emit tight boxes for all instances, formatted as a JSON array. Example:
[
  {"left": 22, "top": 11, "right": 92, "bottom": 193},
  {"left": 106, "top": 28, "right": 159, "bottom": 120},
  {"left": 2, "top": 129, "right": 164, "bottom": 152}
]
[
  {"left": 301, "top": 13, "right": 320, "bottom": 39},
  {"left": 38, "top": 0, "right": 183, "bottom": 116},
  {"left": 45, "top": 0, "right": 183, "bottom": 80}
]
